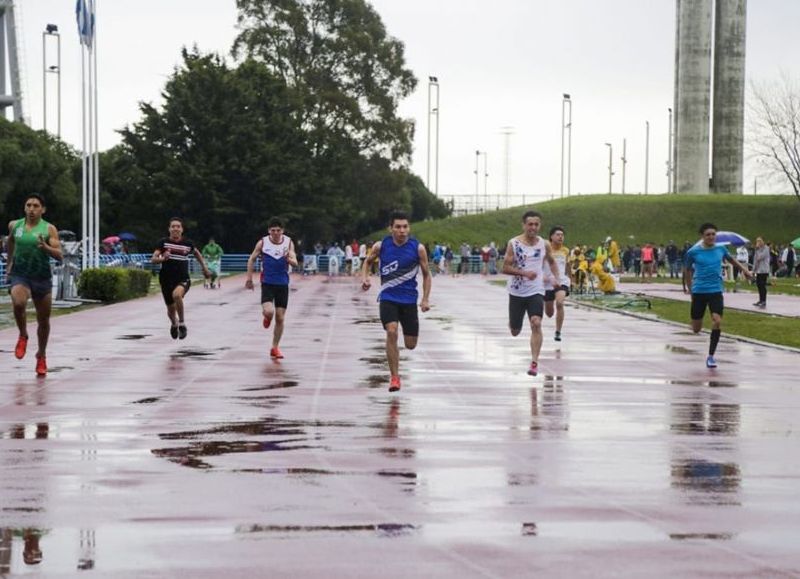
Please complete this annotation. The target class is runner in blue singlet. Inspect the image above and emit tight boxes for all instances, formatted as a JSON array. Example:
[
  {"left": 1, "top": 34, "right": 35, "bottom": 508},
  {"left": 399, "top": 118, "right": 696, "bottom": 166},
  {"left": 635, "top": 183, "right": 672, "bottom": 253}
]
[{"left": 361, "top": 210, "right": 432, "bottom": 392}]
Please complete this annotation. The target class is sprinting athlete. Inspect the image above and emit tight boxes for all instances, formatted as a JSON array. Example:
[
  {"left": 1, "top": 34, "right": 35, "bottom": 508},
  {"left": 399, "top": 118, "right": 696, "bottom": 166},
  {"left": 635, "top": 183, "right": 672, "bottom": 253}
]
[
  {"left": 6, "top": 194, "right": 63, "bottom": 376},
  {"left": 245, "top": 217, "right": 298, "bottom": 359},
  {"left": 543, "top": 226, "right": 571, "bottom": 342},
  {"left": 151, "top": 218, "right": 212, "bottom": 340},
  {"left": 502, "top": 210, "right": 561, "bottom": 376},
  {"left": 684, "top": 222, "right": 752, "bottom": 368},
  {"left": 361, "top": 210, "right": 431, "bottom": 393}
]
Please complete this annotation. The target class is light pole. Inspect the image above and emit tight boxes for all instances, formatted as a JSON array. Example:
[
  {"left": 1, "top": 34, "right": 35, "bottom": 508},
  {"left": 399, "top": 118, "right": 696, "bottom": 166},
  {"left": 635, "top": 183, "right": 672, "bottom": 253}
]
[
  {"left": 560, "top": 93, "right": 572, "bottom": 199},
  {"left": 42, "top": 23, "right": 61, "bottom": 136},
  {"left": 667, "top": 107, "right": 674, "bottom": 193},
  {"left": 474, "top": 150, "right": 487, "bottom": 212},
  {"left": 483, "top": 151, "right": 489, "bottom": 210},
  {"left": 605, "top": 142, "right": 613, "bottom": 194},
  {"left": 621, "top": 138, "right": 627, "bottom": 194},
  {"left": 474, "top": 150, "right": 480, "bottom": 213},
  {"left": 644, "top": 120, "right": 650, "bottom": 194},
  {"left": 426, "top": 76, "right": 440, "bottom": 194}
]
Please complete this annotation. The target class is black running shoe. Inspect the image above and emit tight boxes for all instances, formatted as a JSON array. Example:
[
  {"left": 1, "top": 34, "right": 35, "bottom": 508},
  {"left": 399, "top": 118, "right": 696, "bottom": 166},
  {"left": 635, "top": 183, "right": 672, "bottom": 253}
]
[
  {"left": 170, "top": 325, "right": 179, "bottom": 339},
  {"left": 178, "top": 324, "right": 187, "bottom": 340}
]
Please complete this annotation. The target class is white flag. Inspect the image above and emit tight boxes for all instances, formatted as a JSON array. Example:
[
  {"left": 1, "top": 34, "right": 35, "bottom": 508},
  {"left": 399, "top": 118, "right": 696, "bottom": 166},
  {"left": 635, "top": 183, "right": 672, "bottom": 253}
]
[{"left": 76, "top": 0, "right": 95, "bottom": 48}]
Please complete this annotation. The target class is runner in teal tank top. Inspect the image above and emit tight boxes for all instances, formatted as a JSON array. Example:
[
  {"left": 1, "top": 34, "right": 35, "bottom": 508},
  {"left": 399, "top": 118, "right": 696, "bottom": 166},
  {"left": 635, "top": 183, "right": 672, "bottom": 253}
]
[{"left": 6, "top": 194, "right": 63, "bottom": 377}]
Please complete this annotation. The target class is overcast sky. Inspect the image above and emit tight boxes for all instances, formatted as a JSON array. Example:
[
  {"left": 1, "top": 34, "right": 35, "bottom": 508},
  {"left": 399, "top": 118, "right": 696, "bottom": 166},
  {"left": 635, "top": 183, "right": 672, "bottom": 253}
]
[{"left": 10, "top": 0, "right": 800, "bottom": 207}]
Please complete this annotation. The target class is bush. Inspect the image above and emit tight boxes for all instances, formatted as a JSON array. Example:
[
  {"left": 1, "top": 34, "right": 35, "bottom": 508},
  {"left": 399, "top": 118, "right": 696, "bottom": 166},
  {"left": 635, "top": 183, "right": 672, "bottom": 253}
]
[{"left": 78, "top": 267, "right": 152, "bottom": 302}]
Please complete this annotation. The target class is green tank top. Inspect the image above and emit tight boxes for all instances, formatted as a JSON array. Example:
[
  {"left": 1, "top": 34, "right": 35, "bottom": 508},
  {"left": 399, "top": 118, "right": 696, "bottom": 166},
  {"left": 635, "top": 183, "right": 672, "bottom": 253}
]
[{"left": 11, "top": 218, "right": 53, "bottom": 279}]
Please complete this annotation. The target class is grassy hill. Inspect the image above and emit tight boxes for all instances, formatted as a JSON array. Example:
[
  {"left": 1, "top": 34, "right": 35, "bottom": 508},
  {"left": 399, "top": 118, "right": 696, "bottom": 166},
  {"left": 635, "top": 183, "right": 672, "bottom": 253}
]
[{"left": 395, "top": 194, "right": 799, "bottom": 248}]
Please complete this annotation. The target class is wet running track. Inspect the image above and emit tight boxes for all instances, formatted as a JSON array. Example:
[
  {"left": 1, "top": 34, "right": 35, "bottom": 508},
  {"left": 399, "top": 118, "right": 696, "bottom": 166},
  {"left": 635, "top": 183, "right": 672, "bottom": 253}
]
[{"left": 2, "top": 274, "right": 799, "bottom": 577}]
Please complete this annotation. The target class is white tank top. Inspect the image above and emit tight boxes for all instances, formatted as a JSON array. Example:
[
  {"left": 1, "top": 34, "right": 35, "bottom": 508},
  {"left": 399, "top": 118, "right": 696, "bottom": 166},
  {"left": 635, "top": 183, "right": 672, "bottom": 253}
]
[
  {"left": 507, "top": 237, "right": 546, "bottom": 297},
  {"left": 545, "top": 246, "right": 571, "bottom": 289}
]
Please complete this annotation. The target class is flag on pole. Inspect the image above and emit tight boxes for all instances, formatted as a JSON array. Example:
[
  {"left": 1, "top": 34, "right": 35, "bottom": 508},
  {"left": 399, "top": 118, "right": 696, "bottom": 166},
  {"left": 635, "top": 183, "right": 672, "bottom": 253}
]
[{"left": 76, "top": 0, "right": 95, "bottom": 48}]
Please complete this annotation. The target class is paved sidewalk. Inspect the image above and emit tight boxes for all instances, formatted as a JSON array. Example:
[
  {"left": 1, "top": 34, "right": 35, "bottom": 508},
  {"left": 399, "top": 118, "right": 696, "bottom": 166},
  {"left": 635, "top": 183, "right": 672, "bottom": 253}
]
[
  {"left": 1, "top": 274, "right": 799, "bottom": 577},
  {"left": 619, "top": 280, "right": 800, "bottom": 317}
]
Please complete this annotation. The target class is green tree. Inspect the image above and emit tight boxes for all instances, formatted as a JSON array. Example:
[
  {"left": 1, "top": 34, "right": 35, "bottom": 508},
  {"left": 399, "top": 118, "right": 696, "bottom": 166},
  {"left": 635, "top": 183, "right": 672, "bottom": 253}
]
[
  {"left": 233, "top": 0, "right": 417, "bottom": 162},
  {"left": 0, "top": 118, "right": 80, "bottom": 230}
]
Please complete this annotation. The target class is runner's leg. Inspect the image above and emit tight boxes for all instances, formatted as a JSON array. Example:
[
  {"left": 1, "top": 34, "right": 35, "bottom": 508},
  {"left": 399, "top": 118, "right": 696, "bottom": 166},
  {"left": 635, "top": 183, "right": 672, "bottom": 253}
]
[
  {"left": 32, "top": 293, "right": 52, "bottom": 358},
  {"left": 10, "top": 284, "right": 30, "bottom": 339}
]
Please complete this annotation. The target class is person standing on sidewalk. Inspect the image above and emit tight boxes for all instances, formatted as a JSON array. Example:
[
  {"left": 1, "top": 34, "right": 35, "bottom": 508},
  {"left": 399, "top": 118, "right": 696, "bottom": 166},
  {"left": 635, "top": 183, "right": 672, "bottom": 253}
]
[
  {"left": 684, "top": 223, "right": 753, "bottom": 369},
  {"left": 152, "top": 218, "right": 212, "bottom": 341},
  {"left": 361, "top": 210, "right": 431, "bottom": 393},
  {"left": 245, "top": 218, "right": 298, "bottom": 359},
  {"left": 752, "top": 237, "right": 771, "bottom": 308},
  {"left": 6, "top": 194, "right": 63, "bottom": 376},
  {"left": 503, "top": 210, "right": 562, "bottom": 377}
]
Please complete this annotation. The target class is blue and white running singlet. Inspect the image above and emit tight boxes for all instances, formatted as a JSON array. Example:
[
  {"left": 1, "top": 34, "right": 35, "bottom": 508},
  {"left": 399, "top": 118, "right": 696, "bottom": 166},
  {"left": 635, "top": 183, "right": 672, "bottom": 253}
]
[
  {"left": 378, "top": 235, "right": 420, "bottom": 304},
  {"left": 261, "top": 235, "right": 291, "bottom": 285}
]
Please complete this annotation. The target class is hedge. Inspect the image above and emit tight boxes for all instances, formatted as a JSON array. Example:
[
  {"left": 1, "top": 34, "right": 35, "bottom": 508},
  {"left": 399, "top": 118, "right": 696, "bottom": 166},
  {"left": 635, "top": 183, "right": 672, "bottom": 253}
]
[{"left": 78, "top": 267, "right": 152, "bottom": 302}]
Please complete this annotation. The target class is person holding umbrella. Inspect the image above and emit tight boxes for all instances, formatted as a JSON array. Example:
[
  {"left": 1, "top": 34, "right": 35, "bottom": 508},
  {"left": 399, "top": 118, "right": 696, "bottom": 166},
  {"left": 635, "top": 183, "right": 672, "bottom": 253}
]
[
  {"left": 684, "top": 223, "right": 753, "bottom": 369},
  {"left": 6, "top": 193, "right": 63, "bottom": 376}
]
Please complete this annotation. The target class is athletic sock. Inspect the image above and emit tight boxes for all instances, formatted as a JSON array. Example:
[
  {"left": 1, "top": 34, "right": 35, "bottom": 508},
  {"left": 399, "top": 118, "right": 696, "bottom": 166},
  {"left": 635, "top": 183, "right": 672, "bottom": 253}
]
[{"left": 709, "top": 329, "right": 721, "bottom": 356}]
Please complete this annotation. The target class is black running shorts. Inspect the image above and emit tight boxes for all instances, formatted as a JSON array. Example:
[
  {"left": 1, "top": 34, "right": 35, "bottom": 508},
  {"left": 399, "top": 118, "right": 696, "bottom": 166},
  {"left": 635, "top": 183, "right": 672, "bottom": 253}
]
[
  {"left": 690, "top": 292, "right": 724, "bottom": 320},
  {"left": 509, "top": 294, "right": 544, "bottom": 331},
  {"left": 261, "top": 284, "right": 289, "bottom": 309},
  {"left": 379, "top": 300, "right": 419, "bottom": 337},
  {"left": 160, "top": 277, "right": 191, "bottom": 306},
  {"left": 544, "top": 285, "right": 570, "bottom": 302}
]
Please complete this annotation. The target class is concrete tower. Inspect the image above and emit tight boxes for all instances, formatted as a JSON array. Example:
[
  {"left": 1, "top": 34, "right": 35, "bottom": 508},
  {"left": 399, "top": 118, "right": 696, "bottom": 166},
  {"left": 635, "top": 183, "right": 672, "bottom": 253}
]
[
  {"left": 712, "top": 0, "right": 747, "bottom": 194},
  {"left": 675, "top": 0, "right": 713, "bottom": 194},
  {"left": 0, "top": 0, "right": 24, "bottom": 122},
  {"left": 674, "top": 0, "right": 747, "bottom": 194}
]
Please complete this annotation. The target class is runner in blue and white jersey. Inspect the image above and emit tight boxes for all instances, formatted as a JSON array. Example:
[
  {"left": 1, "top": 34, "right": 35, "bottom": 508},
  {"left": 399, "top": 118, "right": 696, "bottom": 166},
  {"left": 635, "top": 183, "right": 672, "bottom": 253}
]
[
  {"left": 246, "top": 217, "right": 298, "bottom": 359},
  {"left": 361, "top": 211, "right": 432, "bottom": 393}
]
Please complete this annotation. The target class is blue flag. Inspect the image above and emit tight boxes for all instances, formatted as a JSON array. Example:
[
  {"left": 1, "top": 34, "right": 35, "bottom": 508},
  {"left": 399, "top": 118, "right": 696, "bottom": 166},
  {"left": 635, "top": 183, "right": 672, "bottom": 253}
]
[{"left": 76, "top": 0, "right": 95, "bottom": 48}]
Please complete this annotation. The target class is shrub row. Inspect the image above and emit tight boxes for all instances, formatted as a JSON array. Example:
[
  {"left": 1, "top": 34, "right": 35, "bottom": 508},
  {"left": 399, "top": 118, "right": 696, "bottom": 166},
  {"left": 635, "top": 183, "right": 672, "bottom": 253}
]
[{"left": 78, "top": 268, "right": 152, "bottom": 302}]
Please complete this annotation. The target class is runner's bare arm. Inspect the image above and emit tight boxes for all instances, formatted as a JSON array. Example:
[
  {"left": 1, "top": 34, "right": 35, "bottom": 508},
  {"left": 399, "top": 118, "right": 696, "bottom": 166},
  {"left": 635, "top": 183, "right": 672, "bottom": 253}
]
[
  {"left": 361, "top": 241, "right": 381, "bottom": 290},
  {"left": 544, "top": 241, "right": 561, "bottom": 281},
  {"left": 245, "top": 240, "right": 264, "bottom": 289},
  {"left": 6, "top": 221, "right": 16, "bottom": 273},
  {"left": 38, "top": 224, "right": 63, "bottom": 261},
  {"left": 286, "top": 241, "right": 298, "bottom": 268},
  {"left": 418, "top": 243, "right": 432, "bottom": 311},
  {"left": 725, "top": 253, "right": 753, "bottom": 279},
  {"left": 193, "top": 247, "right": 212, "bottom": 278}
]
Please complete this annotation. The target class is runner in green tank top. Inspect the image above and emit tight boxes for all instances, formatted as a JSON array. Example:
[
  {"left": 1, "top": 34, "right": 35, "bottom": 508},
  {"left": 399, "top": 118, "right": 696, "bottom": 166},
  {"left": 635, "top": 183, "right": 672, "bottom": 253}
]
[{"left": 6, "top": 194, "right": 63, "bottom": 377}]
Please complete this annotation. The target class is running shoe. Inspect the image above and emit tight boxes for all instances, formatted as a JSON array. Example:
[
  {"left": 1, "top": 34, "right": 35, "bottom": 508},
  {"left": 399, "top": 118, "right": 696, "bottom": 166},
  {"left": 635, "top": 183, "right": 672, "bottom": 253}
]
[
  {"left": 263, "top": 315, "right": 272, "bottom": 329},
  {"left": 752, "top": 301, "right": 764, "bottom": 307},
  {"left": 270, "top": 347, "right": 284, "bottom": 359},
  {"left": 170, "top": 325, "right": 179, "bottom": 339},
  {"left": 178, "top": 324, "right": 187, "bottom": 340},
  {"left": 527, "top": 361, "right": 539, "bottom": 376},
  {"left": 705, "top": 355, "right": 717, "bottom": 369},
  {"left": 14, "top": 335, "right": 28, "bottom": 359},
  {"left": 554, "top": 331, "right": 562, "bottom": 342},
  {"left": 389, "top": 375, "right": 401, "bottom": 392},
  {"left": 35, "top": 355, "right": 47, "bottom": 377}
]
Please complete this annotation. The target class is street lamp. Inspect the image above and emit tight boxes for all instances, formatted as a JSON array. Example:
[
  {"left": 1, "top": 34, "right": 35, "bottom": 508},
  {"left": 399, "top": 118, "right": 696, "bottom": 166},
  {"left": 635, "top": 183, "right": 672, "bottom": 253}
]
[
  {"left": 667, "top": 107, "right": 674, "bottom": 193},
  {"left": 604, "top": 142, "right": 613, "bottom": 194},
  {"left": 644, "top": 120, "right": 650, "bottom": 194},
  {"left": 426, "top": 76, "right": 440, "bottom": 195},
  {"left": 42, "top": 23, "right": 61, "bottom": 136},
  {"left": 560, "top": 93, "right": 572, "bottom": 199},
  {"left": 621, "top": 138, "right": 627, "bottom": 194},
  {"left": 474, "top": 150, "right": 487, "bottom": 213}
]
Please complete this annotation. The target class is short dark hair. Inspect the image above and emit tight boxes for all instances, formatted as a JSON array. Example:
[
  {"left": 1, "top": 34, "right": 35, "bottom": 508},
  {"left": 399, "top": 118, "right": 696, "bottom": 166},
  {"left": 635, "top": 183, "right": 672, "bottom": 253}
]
[
  {"left": 25, "top": 193, "right": 46, "bottom": 206},
  {"left": 522, "top": 210, "right": 542, "bottom": 222},
  {"left": 268, "top": 217, "right": 284, "bottom": 229},
  {"left": 698, "top": 222, "right": 717, "bottom": 235},
  {"left": 389, "top": 210, "right": 410, "bottom": 225},
  {"left": 549, "top": 226, "right": 564, "bottom": 240},
  {"left": 169, "top": 217, "right": 184, "bottom": 226}
]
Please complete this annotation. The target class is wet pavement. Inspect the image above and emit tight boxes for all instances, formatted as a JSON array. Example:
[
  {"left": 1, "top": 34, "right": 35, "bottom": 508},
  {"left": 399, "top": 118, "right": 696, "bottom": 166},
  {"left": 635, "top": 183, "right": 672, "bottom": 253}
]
[
  {"left": 1, "top": 274, "right": 799, "bottom": 577},
  {"left": 620, "top": 280, "right": 800, "bottom": 318}
]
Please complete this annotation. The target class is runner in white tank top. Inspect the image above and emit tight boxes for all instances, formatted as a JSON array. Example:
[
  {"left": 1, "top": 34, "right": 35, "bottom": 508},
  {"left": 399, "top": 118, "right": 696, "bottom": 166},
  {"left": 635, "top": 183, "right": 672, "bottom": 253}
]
[
  {"left": 543, "top": 226, "right": 571, "bottom": 343},
  {"left": 502, "top": 210, "right": 561, "bottom": 377}
]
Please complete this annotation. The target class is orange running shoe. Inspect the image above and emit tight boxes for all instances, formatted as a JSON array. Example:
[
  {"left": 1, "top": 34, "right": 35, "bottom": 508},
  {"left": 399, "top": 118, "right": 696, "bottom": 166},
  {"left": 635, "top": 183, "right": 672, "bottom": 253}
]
[
  {"left": 270, "top": 347, "right": 284, "bottom": 359},
  {"left": 15, "top": 335, "right": 28, "bottom": 359},
  {"left": 35, "top": 355, "right": 47, "bottom": 377},
  {"left": 389, "top": 375, "right": 401, "bottom": 392},
  {"left": 263, "top": 315, "right": 272, "bottom": 329}
]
